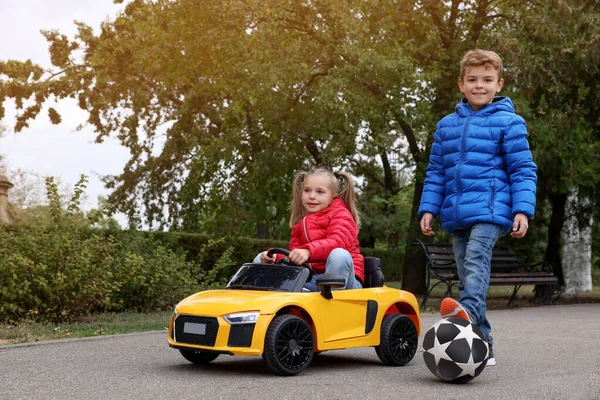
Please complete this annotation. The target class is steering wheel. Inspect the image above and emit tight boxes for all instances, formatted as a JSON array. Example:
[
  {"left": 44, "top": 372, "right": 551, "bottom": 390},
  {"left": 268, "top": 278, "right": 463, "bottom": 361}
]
[{"left": 266, "top": 248, "right": 316, "bottom": 276}]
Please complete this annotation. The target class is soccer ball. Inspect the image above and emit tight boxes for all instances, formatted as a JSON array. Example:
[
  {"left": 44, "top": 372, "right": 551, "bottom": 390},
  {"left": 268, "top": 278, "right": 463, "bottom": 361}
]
[{"left": 422, "top": 317, "right": 489, "bottom": 383}]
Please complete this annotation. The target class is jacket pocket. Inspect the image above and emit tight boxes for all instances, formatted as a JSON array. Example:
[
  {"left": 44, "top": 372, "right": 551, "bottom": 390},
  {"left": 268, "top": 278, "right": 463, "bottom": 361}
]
[{"left": 488, "top": 180, "right": 495, "bottom": 213}]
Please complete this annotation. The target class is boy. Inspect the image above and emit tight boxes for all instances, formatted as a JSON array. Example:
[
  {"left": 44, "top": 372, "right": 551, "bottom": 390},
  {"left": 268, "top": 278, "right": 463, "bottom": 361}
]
[{"left": 418, "top": 49, "right": 537, "bottom": 367}]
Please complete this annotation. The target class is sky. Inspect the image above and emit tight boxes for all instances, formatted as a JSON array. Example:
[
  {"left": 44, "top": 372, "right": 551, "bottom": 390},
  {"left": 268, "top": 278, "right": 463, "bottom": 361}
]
[{"left": 0, "top": 0, "right": 131, "bottom": 219}]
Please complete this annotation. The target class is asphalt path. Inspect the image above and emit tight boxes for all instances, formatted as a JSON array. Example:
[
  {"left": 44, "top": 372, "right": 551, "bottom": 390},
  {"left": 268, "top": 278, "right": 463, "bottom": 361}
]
[{"left": 1, "top": 304, "right": 599, "bottom": 400}]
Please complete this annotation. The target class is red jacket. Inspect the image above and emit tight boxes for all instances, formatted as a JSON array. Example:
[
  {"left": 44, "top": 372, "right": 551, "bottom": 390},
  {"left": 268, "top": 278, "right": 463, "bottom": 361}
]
[{"left": 288, "top": 198, "right": 364, "bottom": 283}]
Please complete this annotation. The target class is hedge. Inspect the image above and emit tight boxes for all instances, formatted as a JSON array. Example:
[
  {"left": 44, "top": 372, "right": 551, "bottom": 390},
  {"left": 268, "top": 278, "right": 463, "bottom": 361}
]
[
  {"left": 148, "top": 231, "right": 404, "bottom": 281},
  {"left": 0, "top": 225, "right": 404, "bottom": 323}
]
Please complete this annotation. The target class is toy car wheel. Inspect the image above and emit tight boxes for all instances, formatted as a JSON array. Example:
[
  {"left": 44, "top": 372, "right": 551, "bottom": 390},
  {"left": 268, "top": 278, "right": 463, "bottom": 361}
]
[
  {"left": 179, "top": 349, "right": 220, "bottom": 364},
  {"left": 375, "top": 313, "right": 418, "bottom": 366},
  {"left": 263, "top": 314, "right": 314, "bottom": 376}
]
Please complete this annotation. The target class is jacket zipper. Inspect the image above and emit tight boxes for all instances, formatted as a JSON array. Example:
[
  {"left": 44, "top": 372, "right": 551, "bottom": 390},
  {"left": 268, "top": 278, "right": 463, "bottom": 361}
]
[
  {"left": 302, "top": 216, "right": 310, "bottom": 243},
  {"left": 489, "top": 179, "right": 495, "bottom": 213},
  {"left": 456, "top": 114, "right": 473, "bottom": 222},
  {"left": 301, "top": 216, "right": 312, "bottom": 267}
]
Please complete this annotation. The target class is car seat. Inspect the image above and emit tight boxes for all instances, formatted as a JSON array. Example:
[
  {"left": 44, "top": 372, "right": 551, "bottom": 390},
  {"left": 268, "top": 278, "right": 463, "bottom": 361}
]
[{"left": 363, "top": 257, "right": 384, "bottom": 288}]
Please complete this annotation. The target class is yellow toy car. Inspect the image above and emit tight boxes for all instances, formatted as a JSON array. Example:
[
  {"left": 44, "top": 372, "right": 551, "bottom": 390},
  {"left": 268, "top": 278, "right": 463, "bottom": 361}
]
[{"left": 168, "top": 248, "right": 421, "bottom": 375}]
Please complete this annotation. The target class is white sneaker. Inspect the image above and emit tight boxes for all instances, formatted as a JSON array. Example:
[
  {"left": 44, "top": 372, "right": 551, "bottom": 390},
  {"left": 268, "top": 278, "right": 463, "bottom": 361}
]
[{"left": 487, "top": 345, "right": 496, "bottom": 366}]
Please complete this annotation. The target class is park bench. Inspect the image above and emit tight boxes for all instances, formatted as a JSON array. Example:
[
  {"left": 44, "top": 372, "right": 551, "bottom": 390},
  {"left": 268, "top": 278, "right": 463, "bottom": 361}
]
[{"left": 412, "top": 239, "right": 561, "bottom": 310}]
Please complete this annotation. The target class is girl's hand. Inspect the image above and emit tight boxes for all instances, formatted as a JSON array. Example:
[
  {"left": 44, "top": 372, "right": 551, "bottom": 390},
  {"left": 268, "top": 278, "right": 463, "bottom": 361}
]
[
  {"left": 260, "top": 251, "right": 276, "bottom": 264},
  {"left": 420, "top": 213, "right": 436, "bottom": 236},
  {"left": 289, "top": 249, "right": 310, "bottom": 265},
  {"left": 511, "top": 213, "right": 529, "bottom": 239}
]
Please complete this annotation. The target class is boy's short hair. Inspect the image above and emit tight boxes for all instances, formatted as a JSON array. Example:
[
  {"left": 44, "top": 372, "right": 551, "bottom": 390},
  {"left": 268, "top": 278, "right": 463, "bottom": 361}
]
[{"left": 459, "top": 49, "right": 503, "bottom": 81}]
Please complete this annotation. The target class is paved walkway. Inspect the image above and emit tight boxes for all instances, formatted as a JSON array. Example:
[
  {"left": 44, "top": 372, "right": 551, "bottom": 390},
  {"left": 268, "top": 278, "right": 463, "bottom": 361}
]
[{"left": 1, "top": 304, "right": 599, "bottom": 399}]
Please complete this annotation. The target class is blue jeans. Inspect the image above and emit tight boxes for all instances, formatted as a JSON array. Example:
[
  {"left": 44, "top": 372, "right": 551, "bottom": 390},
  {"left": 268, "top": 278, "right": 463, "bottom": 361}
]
[
  {"left": 253, "top": 248, "right": 362, "bottom": 291},
  {"left": 451, "top": 223, "right": 502, "bottom": 346}
]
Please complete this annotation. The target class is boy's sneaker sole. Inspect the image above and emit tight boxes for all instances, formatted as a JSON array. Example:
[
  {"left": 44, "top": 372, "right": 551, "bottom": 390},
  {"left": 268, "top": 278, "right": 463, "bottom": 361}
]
[{"left": 440, "top": 298, "right": 472, "bottom": 322}]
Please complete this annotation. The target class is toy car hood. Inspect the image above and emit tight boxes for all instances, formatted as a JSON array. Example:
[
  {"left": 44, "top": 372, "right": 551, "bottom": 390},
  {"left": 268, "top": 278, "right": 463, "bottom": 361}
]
[{"left": 175, "top": 289, "right": 306, "bottom": 316}]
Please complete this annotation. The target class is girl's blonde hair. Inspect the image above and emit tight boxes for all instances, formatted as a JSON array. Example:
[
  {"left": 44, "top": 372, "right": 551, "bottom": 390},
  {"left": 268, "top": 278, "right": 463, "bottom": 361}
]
[{"left": 289, "top": 167, "right": 361, "bottom": 228}]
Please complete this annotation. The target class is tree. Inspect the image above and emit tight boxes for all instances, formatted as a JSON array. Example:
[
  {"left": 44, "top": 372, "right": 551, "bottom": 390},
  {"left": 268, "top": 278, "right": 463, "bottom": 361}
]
[
  {"left": 3, "top": 0, "right": 596, "bottom": 294},
  {"left": 504, "top": 0, "right": 600, "bottom": 294},
  {"left": 397, "top": 0, "right": 526, "bottom": 293},
  {"left": 0, "top": 0, "right": 427, "bottom": 236},
  {"left": 1, "top": 125, "right": 66, "bottom": 218}
]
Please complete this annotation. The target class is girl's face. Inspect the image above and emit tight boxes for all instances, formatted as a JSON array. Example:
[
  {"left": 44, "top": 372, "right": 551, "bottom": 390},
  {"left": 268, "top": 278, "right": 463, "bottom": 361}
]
[
  {"left": 458, "top": 65, "right": 504, "bottom": 111},
  {"left": 301, "top": 175, "right": 335, "bottom": 214}
]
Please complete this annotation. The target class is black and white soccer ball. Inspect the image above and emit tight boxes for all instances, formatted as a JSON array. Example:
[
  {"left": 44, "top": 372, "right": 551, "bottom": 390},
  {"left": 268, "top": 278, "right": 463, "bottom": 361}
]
[{"left": 422, "top": 317, "right": 489, "bottom": 383}]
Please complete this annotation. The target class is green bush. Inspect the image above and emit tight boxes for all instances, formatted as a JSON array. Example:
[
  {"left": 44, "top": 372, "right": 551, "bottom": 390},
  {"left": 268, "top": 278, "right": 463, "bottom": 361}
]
[
  {"left": 593, "top": 254, "right": 600, "bottom": 286},
  {"left": 0, "top": 225, "right": 224, "bottom": 323},
  {"left": 151, "top": 231, "right": 288, "bottom": 277},
  {"left": 0, "top": 221, "right": 404, "bottom": 324},
  {"left": 0, "top": 225, "right": 117, "bottom": 323},
  {"left": 361, "top": 248, "right": 404, "bottom": 281},
  {"left": 152, "top": 232, "right": 404, "bottom": 281},
  {"left": 0, "top": 174, "right": 404, "bottom": 324},
  {"left": 0, "top": 177, "right": 204, "bottom": 322},
  {"left": 110, "top": 246, "right": 196, "bottom": 312}
]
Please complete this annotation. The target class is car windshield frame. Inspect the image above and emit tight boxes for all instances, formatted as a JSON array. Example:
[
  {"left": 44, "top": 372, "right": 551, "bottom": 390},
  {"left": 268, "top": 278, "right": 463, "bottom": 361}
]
[{"left": 226, "top": 264, "right": 310, "bottom": 292}]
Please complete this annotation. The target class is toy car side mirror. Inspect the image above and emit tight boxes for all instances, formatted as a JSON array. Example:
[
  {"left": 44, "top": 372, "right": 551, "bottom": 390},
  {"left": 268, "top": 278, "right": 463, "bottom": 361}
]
[{"left": 316, "top": 273, "right": 346, "bottom": 299}]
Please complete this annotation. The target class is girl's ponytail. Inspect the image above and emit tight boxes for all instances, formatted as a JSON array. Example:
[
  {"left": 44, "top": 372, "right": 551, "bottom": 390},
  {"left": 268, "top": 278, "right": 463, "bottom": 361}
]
[{"left": 336, "top": 171, "right": 361, "bottom": 228}]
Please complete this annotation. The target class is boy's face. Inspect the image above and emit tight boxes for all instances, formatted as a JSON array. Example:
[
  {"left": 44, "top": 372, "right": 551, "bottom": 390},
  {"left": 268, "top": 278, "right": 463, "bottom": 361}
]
[{"left": 458, "top": 65, "right": 504, "bottom": 111}]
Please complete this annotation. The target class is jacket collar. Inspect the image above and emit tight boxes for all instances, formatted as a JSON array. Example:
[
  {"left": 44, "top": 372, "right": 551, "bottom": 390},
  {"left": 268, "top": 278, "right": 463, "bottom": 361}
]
[
  {"left": 456, "top": 96, "right": 515, "bottom": 117},
  {"left": 306, "top": 197, "right": 347, "bottom": 217}
]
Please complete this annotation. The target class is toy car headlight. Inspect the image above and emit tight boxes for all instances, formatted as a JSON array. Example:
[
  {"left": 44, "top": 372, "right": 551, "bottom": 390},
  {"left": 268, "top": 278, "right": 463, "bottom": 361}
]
[{"left": 224, "top": 311, "right": 260, "bottom": 325}]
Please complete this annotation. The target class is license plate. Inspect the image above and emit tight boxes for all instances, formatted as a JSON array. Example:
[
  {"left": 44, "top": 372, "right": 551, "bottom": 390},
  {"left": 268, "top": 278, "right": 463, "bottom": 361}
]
[{"left": 183, "top": 322, "right": 206, "bottom": 335}]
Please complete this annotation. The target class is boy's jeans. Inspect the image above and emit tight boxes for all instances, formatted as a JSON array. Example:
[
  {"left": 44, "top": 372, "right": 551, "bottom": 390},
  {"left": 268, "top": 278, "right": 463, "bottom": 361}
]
[
  {"left": 451, "top": 223, "right": 502, "bottom": 346},
  {"left": 253, "top": 248, "right": 362, "bottom": 291}
]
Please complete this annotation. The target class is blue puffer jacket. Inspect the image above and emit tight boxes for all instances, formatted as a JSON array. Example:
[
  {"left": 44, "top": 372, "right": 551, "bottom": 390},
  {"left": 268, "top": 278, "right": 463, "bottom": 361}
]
[{"left": 418, "top": 96, "right": 537, "bottom": 234}]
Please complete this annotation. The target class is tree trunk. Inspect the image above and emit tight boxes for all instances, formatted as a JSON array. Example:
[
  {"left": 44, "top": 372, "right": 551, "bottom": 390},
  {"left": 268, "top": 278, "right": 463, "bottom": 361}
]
[
  {"left": 380, "top": 151, "right": 395, "bottom": 193},
  {"left": 561, "top": 188, "right": 593, "bottom": 295},
  {"left": 400, "top": 77, "right": 454, "bottom": 294},
  {"left": 257, "top": 222, "right": 270, "bottom": 239},
  {"left": 400, "top": 178, "right": 426, "bottom": 294},
  {"left": 534, "top": 193, "right": 567, "bottom": 302},
  {"left": 400, "top": 73, "right": 456, "bottom": 294},
  {"left": 545, "top": 193, "right": 567, "bottom": 283}
]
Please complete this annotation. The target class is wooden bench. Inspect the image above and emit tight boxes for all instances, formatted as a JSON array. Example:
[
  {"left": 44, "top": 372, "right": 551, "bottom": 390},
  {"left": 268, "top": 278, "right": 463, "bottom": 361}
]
[{"left": 412, "top": 239, "right": 561, "bottom": 310}]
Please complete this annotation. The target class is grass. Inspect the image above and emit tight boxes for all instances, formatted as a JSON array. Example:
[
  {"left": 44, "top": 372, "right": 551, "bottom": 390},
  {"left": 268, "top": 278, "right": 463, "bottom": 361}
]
[
  {"left": 0, "top": 310, "right": 172, "bottom": 346},
  {"left": 2, "top": 283, "right": 599, "bottom": 345}
]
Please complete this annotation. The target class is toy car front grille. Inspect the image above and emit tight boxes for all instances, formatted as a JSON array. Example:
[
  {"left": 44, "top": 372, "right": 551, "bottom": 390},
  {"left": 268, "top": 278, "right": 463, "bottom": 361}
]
[
  {"left": 174, "top": 315, "right": 219, "bottom": 347},
  {"left": 228, "top": 324, "right": 255, "bottom": 347}
]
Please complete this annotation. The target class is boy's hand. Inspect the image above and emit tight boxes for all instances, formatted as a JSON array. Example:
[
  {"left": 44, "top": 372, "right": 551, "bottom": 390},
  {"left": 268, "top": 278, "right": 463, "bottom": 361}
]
[
  {"left": 289, "top": 249, "right": 310, "bottom": 265},
  {"left": 420, "top": 213, "right": 436, "bottom": 236},
  {"left": 511, "top": 213, "right": 529, "bottom": 238},
  {"left": 260, "top": 251, "right": 276, "bottom": 264}
]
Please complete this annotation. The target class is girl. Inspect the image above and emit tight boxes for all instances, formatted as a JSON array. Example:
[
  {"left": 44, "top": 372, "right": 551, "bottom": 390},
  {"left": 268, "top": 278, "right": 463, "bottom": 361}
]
[{"left": 255, "top": 167, "right": 364, "bottom": 291}]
